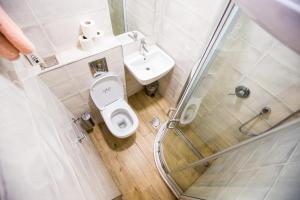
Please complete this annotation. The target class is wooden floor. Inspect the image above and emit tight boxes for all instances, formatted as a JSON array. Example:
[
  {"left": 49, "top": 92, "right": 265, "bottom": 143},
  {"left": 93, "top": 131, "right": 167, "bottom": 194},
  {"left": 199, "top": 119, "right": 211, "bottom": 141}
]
[{"left": 90, "top": 91, "right": 176, "bottom": 200}]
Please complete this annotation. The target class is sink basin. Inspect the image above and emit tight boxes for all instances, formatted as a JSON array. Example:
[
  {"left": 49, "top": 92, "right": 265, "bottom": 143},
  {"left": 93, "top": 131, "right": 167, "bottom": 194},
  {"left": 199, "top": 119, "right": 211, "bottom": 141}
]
[{"left": 124, "top": 45, "right": 175, "bottom": 85}]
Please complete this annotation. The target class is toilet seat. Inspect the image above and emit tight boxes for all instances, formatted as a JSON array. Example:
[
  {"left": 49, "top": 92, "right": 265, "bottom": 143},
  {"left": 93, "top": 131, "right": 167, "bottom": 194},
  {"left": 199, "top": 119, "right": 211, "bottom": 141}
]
[
  {"left": 90, "top": 73, "right": 139, "bottom": 138},
  {"left": 101, "top": 99, "right": 139, "bottom": 138},
  {"left": 90, "top": 73, "right": 124, "bottom": 110}
]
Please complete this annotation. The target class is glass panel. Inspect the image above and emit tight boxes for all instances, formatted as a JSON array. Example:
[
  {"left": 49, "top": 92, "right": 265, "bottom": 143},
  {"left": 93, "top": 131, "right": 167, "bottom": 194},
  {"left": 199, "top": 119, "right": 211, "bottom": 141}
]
[
  {"left": 161, "top": 128, "right": 207, "bottom": 191},
  {"left": 172, "top": 120, "right": 300, "bottom": 199},
  {"left": 159, "top": 6, "right": 300, "bottom": 197},
  {"left": 107, "top": 0, "right": 126, "bottom": 35},
  {"left": 176, "top": 8, "right": 300, "bottom": 159}
]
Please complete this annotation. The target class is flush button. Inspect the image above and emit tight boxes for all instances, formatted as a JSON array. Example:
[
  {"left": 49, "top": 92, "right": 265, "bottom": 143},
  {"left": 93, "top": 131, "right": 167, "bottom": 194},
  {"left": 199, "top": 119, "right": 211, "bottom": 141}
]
[{"left": 89, "top": 58, "right": 108, "bottom": 76}]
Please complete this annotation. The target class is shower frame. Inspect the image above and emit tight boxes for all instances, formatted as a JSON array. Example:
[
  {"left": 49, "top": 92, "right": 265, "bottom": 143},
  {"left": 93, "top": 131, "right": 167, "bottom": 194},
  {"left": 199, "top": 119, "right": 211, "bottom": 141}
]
[
  {"left": 154, "top": 0, "right": 300, "bottom": 199},
  {"left": 153, "top": 1, "right": 237, "bottom": 198}
]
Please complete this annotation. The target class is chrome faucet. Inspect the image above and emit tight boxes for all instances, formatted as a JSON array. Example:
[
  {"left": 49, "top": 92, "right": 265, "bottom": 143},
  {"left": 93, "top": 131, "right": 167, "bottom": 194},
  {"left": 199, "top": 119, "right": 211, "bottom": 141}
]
[
  {"left": 128, "top": 31, "right": 138, "bottom": 41},
  {"left": 140, "top": 39, "right": 149, "bottom": 58}
]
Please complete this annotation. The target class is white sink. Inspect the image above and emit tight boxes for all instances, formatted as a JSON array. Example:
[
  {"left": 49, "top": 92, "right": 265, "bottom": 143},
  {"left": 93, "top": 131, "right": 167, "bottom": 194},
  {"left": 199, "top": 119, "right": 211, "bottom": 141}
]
[{"left": 124, "top": 45, "right": 175, "bottom": 85}]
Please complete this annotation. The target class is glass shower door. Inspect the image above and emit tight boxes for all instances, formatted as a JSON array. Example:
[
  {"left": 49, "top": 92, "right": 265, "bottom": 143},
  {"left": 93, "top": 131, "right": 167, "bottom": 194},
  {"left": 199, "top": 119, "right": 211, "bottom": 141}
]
[
  {"left": 158, "top": 2, "right": 300, "bottom": 199},
  {"left": 172, "top": 119, "right": 300, "bottom": 200}
]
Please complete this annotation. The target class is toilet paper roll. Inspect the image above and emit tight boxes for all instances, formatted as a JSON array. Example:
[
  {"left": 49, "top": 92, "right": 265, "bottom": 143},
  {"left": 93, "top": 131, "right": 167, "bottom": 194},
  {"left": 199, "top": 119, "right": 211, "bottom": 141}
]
[
  {"left": 93, "top": 30, "right": 104, "bottom": 46},
  {"left": 80, "top": 20, "right": 97, "bottom": 38},
  {"left": 79, "top": 35, "right": 94, "bottom": 51}
]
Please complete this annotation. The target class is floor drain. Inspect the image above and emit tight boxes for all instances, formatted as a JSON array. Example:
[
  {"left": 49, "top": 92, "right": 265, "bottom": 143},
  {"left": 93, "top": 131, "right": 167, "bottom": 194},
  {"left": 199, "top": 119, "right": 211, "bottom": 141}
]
[{"left": 150, "top": 117, "right": 160, "bottom": 128}]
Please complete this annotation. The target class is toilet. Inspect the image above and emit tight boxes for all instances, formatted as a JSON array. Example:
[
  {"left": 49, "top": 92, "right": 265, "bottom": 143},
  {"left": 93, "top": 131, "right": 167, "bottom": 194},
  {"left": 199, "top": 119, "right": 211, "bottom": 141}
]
[{"left": 90, "top": 73, "right": 139, "bottom": 138}]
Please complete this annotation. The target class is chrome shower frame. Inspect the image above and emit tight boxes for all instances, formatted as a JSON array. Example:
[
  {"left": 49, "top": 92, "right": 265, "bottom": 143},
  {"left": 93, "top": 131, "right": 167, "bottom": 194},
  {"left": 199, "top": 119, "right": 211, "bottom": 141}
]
[
  {"left": 153, "top": 1, "right": 238, "bottom": 199},
  {"left": 153, "top": 0, "right": 300, "bottom": 198}
]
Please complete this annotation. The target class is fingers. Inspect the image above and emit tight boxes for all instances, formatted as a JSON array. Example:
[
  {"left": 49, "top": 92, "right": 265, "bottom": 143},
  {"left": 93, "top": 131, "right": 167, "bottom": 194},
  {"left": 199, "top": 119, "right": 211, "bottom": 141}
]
[
  {"left": 0, "top": 33, "right": 20, "bottom": 60},
  {"left": 0, "top": 6, "right": 34, "bottom": 54}
]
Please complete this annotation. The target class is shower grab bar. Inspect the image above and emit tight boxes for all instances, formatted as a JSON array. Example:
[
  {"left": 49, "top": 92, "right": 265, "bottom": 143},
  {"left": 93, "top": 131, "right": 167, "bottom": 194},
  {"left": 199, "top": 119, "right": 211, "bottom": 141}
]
[
  {"left": 239, "top": 107, "right": 300, "bottom": 137},
  {"left": 239, "top": 106, "right": 271, "bottom": 136}
]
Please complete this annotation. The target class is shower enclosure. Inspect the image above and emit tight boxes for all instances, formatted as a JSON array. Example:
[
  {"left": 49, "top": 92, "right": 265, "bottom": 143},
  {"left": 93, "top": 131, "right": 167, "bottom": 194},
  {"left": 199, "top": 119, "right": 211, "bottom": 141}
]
[{"left": 154, "top": 1, "right": 300, "bottom": 199}]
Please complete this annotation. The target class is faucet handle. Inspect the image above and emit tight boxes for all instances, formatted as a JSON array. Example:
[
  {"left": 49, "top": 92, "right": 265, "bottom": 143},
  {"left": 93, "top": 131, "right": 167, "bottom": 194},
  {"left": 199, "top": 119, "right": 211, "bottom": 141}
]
[
  {"left": 128, "top": 31, "right": 138, "bottom": 41},
  {"left": 133, "top": 31, "right": 138, "bottom": 39},
  {"left": 141, "top": 38, "right": 146, "bottom": 44}
]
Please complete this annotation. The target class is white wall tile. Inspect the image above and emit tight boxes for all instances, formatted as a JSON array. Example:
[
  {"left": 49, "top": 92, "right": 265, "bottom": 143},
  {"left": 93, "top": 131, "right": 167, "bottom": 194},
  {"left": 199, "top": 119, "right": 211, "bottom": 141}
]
[
  {"left": 180, "top": 0, "right": 226, "bottom": 23},
  {"left": 73, "top": 73, "right": 94, "bottom": 92},
  {"left": 163, "top": 0, "right": 210, "bottom": 43},
  {"left": 218, "top": 38, "right": 262, "bottom": 74},
  {"left": 42, "top": 10, "right": 113, "bottom": 52},
  {"left": 62, "top": 94, "right": 85, "bottom": 112},
  {"left": 269, "top": 40, "right": 300, "bottom": 75},
  {"left": 1, "top": 0, "right": 113, "bottom": 59},
  {"left": 39, "top": 67, "right": 71, "bottom": 87},
  {"left": 0, "top": 0, "right": 37, "bottom": 28},
  {"left": 277, "top": 82, "right": 300, "bottom": 112},
  {"left": 50, "top": 80, "right": 77, "bottom": 99},
  {"left": 22, "top": 25, "right": 55, "bottom": 57},
  {"left": 235, "top": 14, "right": 275, "bottom": 52},
  {"left": 126, "top": 13, "right": 155, "bottom": 37},
  {"left": 248, "top": 56, "right": 299, "bottom": 96},
  {"left": 26, "top": 0, "right": 107, "bottom": 22}
]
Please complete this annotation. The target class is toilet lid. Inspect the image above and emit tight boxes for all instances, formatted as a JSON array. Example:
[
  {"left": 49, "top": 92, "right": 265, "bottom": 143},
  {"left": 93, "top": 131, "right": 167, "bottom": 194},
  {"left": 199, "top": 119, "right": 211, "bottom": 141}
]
[{"left": 90, "top": 74, "right": 124, "bottom": 110}]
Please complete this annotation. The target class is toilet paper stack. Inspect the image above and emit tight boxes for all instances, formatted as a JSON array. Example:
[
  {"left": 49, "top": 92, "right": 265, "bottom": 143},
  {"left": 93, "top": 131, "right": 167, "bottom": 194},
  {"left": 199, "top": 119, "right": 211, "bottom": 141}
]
[{"left": 79, "top": 20, "right": 104, "bottom": 51}]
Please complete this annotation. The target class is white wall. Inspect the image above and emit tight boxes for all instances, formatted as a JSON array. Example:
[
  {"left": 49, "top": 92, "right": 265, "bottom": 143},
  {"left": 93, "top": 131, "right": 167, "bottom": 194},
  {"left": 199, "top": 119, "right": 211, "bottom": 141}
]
[
  {"left": 125, "top": 0, "right": 227, "bottom": 105},
  {"left": 0, "top": 59, "right": 120, "bottom": 200},
  {"left": 125, "top": 0, "right": 158, "bottom": 43},
  {"left": 0, "top": 0, "right": 113, "bottom": 57}
]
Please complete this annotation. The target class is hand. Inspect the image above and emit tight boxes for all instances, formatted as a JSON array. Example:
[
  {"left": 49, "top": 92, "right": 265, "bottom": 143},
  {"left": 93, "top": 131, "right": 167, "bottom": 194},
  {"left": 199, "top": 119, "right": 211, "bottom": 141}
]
[{"left": 0, "top": 6, "right": 34, "bottom": 60}]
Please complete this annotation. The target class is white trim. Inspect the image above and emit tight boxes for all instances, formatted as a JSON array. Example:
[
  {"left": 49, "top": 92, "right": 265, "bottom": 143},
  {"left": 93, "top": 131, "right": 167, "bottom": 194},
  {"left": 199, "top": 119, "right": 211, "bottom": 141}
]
[{"left": 153, "top": 123, "right": 181, "bottom": 198}]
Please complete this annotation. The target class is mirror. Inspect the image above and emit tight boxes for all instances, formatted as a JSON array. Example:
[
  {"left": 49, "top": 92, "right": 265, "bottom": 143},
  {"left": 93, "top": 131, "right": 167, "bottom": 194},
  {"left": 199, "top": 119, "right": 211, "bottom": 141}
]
[{"left": 107, "top": 0, "right": 126, "bottom": 35}]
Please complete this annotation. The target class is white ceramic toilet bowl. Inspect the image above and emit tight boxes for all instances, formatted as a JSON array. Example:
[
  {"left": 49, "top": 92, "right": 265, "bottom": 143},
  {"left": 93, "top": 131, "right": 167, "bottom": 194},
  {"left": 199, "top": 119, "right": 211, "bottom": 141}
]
[
  {"left": 90, "top": 73, "right": 139, "bottom": 138},
  {"left": 101, "top": 99, "right": 139, "bottom": 138}
]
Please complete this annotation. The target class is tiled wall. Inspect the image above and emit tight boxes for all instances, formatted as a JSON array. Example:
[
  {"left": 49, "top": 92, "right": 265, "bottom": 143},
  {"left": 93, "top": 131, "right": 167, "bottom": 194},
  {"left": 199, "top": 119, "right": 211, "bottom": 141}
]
[
  {"left": 125, "top": 0, "right": 158, "bottom": 43},
  {"left": 125, "top": 0, "right": 227, "bottom": 105},
  {"left": 39, "top": 47, "right": 125, "bottom": 122},
  {"left": 0, "top": 59, "right": 120, "bottom": 200},
  {"left": 181, "top": 11, "right": 300, "bottom": 154},
  {"left": 0, "top": 0, "right": 113, "bottom": 57},
  {"left": 0, "top": 0, "right": 125, "bottom": 120},
  {"left": 184, "top": 120, "right": 300, "bottom": 200}
]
